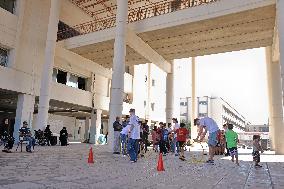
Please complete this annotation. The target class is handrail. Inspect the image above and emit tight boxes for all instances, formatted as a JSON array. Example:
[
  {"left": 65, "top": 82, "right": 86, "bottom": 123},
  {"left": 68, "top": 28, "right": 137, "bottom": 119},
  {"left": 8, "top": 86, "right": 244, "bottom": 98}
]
[{"left": 57, "top": 0, "right": 219, "bottom": 41}]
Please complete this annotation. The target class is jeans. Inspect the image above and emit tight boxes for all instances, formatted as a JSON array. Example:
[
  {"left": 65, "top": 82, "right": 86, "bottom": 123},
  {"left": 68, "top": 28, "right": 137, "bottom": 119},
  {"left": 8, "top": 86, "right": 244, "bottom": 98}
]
[
  {"left": 128, "top": 138, "right": 139, "bottom": 161},
  {"left": 121, "top": 134, "right": 127, "bottom": 155},
  {"left": 174, "top": 137, "right": 179, "bottom": 154},
  {"left": 24, "top": 136, "right": 35, "bottom": 151}
]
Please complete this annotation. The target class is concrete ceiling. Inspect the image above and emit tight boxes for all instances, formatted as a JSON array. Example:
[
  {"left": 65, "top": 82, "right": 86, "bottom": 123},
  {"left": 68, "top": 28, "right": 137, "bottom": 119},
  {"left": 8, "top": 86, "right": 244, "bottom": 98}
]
[{"left": 70, "top": 5, "right": 275, "bottom": 68}]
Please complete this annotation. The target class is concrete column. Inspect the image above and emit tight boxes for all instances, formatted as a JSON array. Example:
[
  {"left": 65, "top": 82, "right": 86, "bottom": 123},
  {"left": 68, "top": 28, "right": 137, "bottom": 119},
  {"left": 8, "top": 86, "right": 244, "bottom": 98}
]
[
  {"left": 90, "top": 109, "right": 102, "bottom": 144},
  {"left": 146, "top": 63, "right": 152, "bottom": 122},
  {"left": 266, "top": 47, "right": 284, "bottom": 154},
  {"left": 276, "top": 0, "right": 284, "bottom": 154},
  {"left": 84, "top": 117, "right": 90, "bottom": 141},
  {"left": 108, "top": 0, "right": 128, "bottom": 151},
  {"left": 191, "top": 57, "right": 198, "bottom": 139},
  {"left": 166, "top": 61, "right": 174, "bottom": 124},
  {"left": 14, "top": 94, "right": 35, "bottom": 143},
  {"left": 35, "top": 0, "right": 61, "bottom": 130}
]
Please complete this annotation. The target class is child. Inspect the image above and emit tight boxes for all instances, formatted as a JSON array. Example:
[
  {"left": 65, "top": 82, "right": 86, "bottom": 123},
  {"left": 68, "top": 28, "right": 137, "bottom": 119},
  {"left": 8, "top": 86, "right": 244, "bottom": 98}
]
[
  {"left": 252, "top": 135, "right": 264, "bottom": 168},
  {"left": 225, "top": 124, "right": 239, "bottom": 166},
  {"left": 176, "top": 123, "right": 189, "bottom": 161}
]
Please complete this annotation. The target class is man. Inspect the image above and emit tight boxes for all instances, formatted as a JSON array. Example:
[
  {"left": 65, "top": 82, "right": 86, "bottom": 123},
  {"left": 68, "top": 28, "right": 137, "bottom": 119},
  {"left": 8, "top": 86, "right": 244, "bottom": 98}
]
[
  {"left": 194, "top": 117, "right": 220, "bottom": 164},
  {"left": 128, "top": 108, "right": 140, "bottom": 163},
  {"left": 172, "top": 118, "right": 180, "bottom": 156},
  {"left": 19, "top": 121, "right": 35, "bottom": 153},
  {"left": 113, "top": 116, "right": 122, "bottom": 154}
]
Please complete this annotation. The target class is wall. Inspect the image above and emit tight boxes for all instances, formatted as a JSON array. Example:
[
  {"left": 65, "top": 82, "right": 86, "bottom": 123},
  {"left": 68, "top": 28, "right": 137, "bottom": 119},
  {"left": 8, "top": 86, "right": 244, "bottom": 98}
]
[{"left": 0, "top": 8, "right": 17, "bottom": 48}]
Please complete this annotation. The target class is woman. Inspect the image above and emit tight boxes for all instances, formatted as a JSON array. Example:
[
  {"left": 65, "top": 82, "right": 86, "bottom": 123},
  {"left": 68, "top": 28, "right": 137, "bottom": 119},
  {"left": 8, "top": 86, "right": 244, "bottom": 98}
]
[{"left": 59, "top": 127, "right": 68, "bottom": 146}]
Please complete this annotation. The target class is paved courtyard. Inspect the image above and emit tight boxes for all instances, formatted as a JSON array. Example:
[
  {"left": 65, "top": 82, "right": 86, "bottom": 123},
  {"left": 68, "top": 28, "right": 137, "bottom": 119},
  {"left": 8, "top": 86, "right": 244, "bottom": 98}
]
[{"left": 0, "top": 144, "right": 284, "bottom": 189}]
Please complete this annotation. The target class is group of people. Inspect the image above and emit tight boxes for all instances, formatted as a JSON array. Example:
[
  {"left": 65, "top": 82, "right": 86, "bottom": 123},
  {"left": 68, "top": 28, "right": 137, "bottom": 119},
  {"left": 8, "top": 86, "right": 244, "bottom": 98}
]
[
  {"left": 112, "top": 109, "right": 190, "bottom": 162},
  {"left": 194, "top": 117, "right": 264, "bottom": 167},
  {"left": 112, "top": 113, "right": 265, "bottom": 166},
  {"left": 0, "top": 119, "right": 70, "bottom": 153}
]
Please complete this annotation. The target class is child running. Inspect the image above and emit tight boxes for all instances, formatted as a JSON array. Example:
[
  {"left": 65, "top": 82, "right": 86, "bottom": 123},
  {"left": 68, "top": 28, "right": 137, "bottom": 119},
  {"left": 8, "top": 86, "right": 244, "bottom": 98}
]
[
  {"left": 176, "top": 123, "right": 189, "bottom": 161},
  {"left": 224, "top": 123, "right": 239, "bottom": 166},
  {"left": 252, "top": 135, "right": 264, "bottom": 168}
]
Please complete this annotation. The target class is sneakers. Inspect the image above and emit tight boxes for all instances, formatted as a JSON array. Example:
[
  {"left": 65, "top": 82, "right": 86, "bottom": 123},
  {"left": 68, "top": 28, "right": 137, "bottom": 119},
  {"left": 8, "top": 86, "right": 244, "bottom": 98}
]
[
  {"left": 255, "top": 164, "right": 262, "bottom": 168},
  {"left": 179, "top": 156, "right": 186, "bottom": 161}
]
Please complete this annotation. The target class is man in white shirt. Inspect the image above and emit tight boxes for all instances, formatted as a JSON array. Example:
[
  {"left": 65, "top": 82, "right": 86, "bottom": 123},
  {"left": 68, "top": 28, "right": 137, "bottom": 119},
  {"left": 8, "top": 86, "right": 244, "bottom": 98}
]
[
  {"left": 194, "top": 117, "right": 220, "bottom": 163},
  {"left": 128, "top": 108, "right": 140, "bottom": 163}
]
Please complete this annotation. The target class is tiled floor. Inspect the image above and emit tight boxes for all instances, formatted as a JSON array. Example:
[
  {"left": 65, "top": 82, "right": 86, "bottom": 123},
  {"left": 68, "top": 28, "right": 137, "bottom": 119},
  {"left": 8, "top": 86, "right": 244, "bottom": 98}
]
[{"left": 0, "top": 144, "right": 283, "bottom": 189}]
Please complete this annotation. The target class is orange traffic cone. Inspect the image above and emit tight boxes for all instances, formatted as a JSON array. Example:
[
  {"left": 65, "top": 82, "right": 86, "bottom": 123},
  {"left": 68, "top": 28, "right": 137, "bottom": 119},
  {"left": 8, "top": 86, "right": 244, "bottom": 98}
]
[
  {"left": 88, "top": 147, "right": 94, "bottom": 164},
  {"left": 157, "top": 153, "right": 165, "bottom": 171}
]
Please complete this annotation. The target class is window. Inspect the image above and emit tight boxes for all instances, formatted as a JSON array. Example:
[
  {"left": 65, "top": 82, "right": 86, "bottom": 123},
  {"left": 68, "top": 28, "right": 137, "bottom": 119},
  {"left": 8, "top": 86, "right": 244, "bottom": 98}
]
[
  {"left": 0, "top": 0, "right": 16, "bottom": 14},
  {"left": 67, "top": 73, "right": 78, "bottom": 88},
  {"left": 0, "top": 47, "right": 8, "bottom": 67},
  {"left": 151, "top": 103, "right": 155, "bottom": 111},
  {"left": 152, "top": 79, "right": 155, "bottom": 86},
  {"left": 57, "top": 70, "right": 67, "bottom": 84},
  {"left": 144, "top": 101, "right": 146, "bottom": 107},
  {"left": 78, "top": 77, "right": 86, "bottom": 90},
  {"left": 52, "top": 68, "right": 57, "bottom": 82},
  {"left": 125, "top": 66, "right": 130, "bottom": 74}
]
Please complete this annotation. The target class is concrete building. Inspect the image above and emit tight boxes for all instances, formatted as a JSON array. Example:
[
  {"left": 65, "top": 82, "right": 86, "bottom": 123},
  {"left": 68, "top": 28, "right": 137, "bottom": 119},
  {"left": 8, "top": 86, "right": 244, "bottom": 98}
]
[
  {"left": 0, "top": 0, "right": 283, "bottom": 153},
  {"left": 180, "top": 96, "right": 249, "bottom": 133},
  {"left": 246, "top": 124, "right": 270, "bottom": 132}
]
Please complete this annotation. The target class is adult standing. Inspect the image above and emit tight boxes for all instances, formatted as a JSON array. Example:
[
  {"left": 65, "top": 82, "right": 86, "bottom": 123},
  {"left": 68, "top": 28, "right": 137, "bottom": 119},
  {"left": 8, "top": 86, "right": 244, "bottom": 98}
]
[
  {"left": 44, "top": 125, "right": 52, "bottom": 146},
  {"left": 128, "top": 109, "right": 140, "bottom": 163},
  {"left": 194, "top": 117, "right": 220, "bottom": 163},
  {"left": 113, "top": 116, "right": 123, "bottom": 154},
  {"left": 142, "top": 120, "right": 150, "bottom": 152},
  {"left": 0, "top": 118, "right": 14, "bottom": 153},
  {"left": 172, "top": 118, "right": 180, "bottom": 156}
]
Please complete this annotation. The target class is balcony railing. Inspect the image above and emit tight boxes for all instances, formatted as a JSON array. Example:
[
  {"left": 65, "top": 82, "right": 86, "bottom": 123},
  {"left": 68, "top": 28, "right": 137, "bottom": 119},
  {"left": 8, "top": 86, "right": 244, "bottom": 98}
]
[{"left": 57, "top": 0, "right": 219, "bottom": 41}]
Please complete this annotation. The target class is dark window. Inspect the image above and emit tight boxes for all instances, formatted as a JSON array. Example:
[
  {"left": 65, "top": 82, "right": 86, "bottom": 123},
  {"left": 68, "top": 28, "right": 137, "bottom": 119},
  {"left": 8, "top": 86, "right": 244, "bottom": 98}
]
[
  {"left": 0, "top": 0, "right": 16, "bottom": 14},
  {"left": 152, "top": 79, "right": 155, "bottom": 86},
  {"left": 151, "top": 103, "right": 155, "bottom": 111},
  {"left": 78, "top": 77, "right": 86, "bottom": 90},
  {"left": 0, "top": 47, "right": 8, "bottom": 67},
  {"left": 57, "top": 70, "right": 67, "bottom": 84}
]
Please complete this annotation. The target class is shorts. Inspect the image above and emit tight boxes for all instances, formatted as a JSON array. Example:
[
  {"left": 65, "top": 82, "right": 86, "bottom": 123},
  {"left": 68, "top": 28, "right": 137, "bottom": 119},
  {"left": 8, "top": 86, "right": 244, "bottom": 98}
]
[
  {"left": 252, "top": 151, "right": 260, "bottom": 163},
  {"left": 178, "top": 141, "right": 186, "bottom": 148},
  {"left": 208, "top": 131, "right": 218, "bottom": 147},
  {"left": 228, "top": 147, "right": 238, "bottom": 156}
]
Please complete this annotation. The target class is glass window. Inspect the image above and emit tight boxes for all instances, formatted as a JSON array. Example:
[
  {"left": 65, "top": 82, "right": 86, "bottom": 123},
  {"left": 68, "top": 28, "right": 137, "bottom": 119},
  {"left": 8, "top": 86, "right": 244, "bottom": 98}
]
[
  {"left": 0, "top": 47, "right": 8, "bottom": 67},
  {"left": 151, "top": 103, "right": 155, "bottom": 111},
  {"left": 57, "top": 70, "right": 67, "bottom": 84},
  {"left": 0, "top": 0, "right": 16, "bottom": 14},
  {"left": 78, "top": 77, "right": 86, "bottom": 90},
  {"left": 67, "top": 73, "right": 78, "bottom": 88},
  {"left": 52, "top": 68, "right": 57, "bottom": 82},
  {"left": 152, "top": 79, "right": 155, "bottom": 86}
]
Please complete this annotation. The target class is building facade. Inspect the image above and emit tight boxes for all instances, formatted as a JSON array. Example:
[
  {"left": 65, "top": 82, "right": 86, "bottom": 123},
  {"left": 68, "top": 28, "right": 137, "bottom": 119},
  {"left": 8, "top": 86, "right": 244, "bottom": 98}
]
[{"left": 180, "top": 96, "right": 250, "bottom": 132}]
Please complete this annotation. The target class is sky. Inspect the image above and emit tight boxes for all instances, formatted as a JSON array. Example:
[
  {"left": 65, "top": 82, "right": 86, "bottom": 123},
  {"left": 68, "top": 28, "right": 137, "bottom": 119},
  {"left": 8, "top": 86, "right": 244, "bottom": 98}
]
[{"left": 174, "top": 48, "right": 269, "bottom": 125}]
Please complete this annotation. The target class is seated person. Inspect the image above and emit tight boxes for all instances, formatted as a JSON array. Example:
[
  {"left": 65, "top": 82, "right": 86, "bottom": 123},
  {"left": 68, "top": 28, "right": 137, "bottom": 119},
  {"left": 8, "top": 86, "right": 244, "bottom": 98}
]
[
  {"left": 19, "top": 121, "right": 35, "bottom": 152},
  {"left": 0, "top": 118, "right": 14, "bottom": 153},
  {"left": 59, "top": 127, "right": 68, "bottom": 146}
]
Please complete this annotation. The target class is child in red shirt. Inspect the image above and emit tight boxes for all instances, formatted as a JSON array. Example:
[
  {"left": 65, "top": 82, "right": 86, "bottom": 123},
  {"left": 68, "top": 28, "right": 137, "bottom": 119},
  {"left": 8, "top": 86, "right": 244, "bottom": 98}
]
[{"left": 176, "top": 123, "right": 189, "bottom": 161}]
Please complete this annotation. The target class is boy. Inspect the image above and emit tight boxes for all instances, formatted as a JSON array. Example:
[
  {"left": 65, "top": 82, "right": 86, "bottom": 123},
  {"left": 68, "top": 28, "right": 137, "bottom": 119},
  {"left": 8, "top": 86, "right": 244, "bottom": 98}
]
[
  {"left": 176, "top": 123, "right": 189, "bottom": 161},
  {"left": 225, "top": 124, "right": 239, "bottom": 166},
  {"left": 252, "top": 135, "right": 264, "bottom": 168}
]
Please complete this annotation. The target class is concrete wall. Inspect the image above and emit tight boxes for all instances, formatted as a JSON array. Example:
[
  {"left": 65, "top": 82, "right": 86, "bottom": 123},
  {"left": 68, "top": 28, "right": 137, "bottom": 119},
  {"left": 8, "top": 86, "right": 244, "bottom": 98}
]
[{"left": 0, "top": 8, "right": 17, "bottom": 48}]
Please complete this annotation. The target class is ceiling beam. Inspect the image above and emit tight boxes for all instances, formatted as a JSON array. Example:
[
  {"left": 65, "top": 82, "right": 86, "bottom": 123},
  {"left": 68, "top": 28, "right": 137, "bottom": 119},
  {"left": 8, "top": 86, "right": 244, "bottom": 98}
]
[{"left": 126, "top": 29, "right": 171, "bottom": 73}]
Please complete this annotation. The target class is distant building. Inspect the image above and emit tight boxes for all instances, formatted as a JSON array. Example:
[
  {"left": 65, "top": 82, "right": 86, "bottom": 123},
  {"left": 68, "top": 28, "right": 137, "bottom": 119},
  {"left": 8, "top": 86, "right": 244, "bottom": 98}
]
[
  {"left": 245, "top": 124, "right": 269, "bottom": 132},
  {"left": 180, "top": 96, "right": 250, "bottom": 132}
]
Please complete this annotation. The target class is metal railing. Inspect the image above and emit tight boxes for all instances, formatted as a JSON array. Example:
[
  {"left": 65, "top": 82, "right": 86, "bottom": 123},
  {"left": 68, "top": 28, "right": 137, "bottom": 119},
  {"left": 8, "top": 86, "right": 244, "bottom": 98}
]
[{"left": 57, "top": 0, "right": 219, "bottom": 41}]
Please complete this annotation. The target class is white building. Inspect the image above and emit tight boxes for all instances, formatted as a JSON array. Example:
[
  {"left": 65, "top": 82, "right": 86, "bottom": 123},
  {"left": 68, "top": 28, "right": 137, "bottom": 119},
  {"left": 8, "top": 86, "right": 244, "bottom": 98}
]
[{"left": 180, "top": 96, "right": 250, "bottom": 132}]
